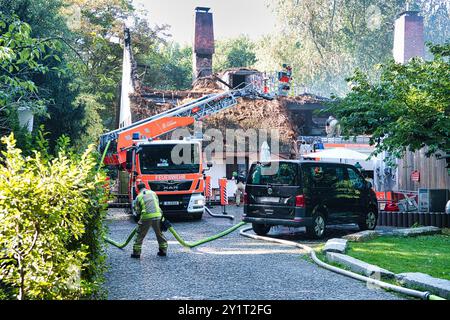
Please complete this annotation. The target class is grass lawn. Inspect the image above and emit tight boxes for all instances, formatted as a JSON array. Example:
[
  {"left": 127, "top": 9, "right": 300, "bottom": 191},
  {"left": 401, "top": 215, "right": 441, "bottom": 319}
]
[{"left": 347, "top": 234, "right": 450, "bottom": 280}]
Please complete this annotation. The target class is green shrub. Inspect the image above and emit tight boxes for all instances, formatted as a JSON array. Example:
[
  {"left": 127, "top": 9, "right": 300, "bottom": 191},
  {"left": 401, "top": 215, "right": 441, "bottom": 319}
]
[{"left": 0, "top": 133, "right": 109, "bottom": 299}]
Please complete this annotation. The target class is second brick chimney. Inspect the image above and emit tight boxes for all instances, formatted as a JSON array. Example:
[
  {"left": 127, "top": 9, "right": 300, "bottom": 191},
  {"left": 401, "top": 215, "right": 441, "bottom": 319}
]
[
  {"left": 193, "top": 7, "right": 214, "bottom": 80},
  {"left": 393, "top": 10, "right": 425, "bottom": 63}
]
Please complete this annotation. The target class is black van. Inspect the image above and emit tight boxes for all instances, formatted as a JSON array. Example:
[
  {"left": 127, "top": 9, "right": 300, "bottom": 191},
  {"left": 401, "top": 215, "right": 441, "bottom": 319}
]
[{"left": 242, "top": 160, "right": 378, "bottom": 239}]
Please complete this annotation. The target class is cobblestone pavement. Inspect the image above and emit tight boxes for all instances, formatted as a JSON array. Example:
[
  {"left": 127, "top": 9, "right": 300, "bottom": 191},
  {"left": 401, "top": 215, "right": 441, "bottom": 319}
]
[{"left": 104, "top": 205, "right": 402, "bottom": 300}]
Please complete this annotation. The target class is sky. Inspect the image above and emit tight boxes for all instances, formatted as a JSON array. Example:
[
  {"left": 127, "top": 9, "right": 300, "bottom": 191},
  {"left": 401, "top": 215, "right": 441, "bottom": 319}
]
[{"left": 132, "top": 0, "right": 277, "bottom": 45}]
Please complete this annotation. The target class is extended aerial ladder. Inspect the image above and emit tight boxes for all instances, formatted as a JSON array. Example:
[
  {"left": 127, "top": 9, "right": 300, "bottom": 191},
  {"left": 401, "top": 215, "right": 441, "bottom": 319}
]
[
  {"left": 100, "top": 26, "right": 272, "bottom": 216},
  {"left": 99, "top": 84, "right": 271, "bottom": 167}
]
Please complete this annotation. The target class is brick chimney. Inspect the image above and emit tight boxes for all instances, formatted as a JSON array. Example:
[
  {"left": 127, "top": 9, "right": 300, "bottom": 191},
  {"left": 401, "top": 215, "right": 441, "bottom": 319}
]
[
  {"left": 393, "top": 10, "right": 425, "bottom": 63},
  {"left": 193, "top": 7, "right": 214, "bottom": 80}
]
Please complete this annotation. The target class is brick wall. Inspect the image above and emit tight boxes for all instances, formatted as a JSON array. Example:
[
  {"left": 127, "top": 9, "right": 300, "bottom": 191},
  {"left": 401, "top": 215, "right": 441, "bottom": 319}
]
[{"left": 393, "top": 11, "right": 425, "bottom": 63}]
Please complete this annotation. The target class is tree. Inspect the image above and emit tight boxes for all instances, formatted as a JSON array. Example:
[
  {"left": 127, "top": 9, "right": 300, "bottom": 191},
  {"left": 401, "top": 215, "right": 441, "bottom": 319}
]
[
  {"left": 0, "top": 0, "right": 104, "bottom": 149},
  {"left": 255, "top": 0, "right": 450, "bottom": 97},
  {"left": 137, "top": 42, "right": 193, "bottom": 90},
  {"left": 1, "top": 0, "right": 170, "bottom": 148},
  {"left": 63, "top": 0, "right": 170, "bottom": 129},
  {"left": 326, "top": 42, "right": 450, "bottom": 160},
  {"left": 0, "top": 11, "right": 61, "bottom": 145},
  {"left": 213, "top": 35, "right": 257, "bottom": 72}
]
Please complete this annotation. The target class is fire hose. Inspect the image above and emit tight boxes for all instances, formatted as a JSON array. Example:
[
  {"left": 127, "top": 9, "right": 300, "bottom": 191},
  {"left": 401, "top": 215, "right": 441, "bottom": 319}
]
[
  {"left": 169, "top": 221, "right": 245, "bottom": 247},
  {"left": 239, "top": 227, "right": 445, "bottom": 301},
  {"left": 104, "top": 222, "right": 444, "bottom": 300},
  {"left": 205, "top": 206, "right": 234, "bottom": 220},
  {"left": 104, "top": 220, "right": 246, "bottom": 249}
]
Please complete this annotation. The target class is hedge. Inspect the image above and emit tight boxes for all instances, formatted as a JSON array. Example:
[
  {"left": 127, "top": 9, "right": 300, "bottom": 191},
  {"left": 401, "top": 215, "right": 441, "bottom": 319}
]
[{"left": 0, "top": 134, "right": 109, "bottom": 299}]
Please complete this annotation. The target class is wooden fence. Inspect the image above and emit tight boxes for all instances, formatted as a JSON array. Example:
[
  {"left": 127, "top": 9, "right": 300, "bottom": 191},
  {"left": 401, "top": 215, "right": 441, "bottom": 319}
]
[
  {"left": 396, "top": 148, "right": 450, "bottom": 190},
  {"left": 378, "top": 211, "right": 450, "bottom": 228}
]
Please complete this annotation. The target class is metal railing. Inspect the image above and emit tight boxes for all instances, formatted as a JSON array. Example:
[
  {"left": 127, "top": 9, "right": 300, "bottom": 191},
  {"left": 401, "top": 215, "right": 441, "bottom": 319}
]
[
  {"left": 319, "top": 136, "right": 372, "bottom": 144},
  {"left": 247, "top": 71, "right": 326, "bottom": 98}
]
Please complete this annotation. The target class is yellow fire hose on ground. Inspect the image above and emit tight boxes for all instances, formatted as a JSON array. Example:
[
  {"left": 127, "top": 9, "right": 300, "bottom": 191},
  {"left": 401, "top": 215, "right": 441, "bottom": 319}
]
[
  {"left": 168, "top": 221, "right": 246, "bottom": 247},
  {"left": 104, "top": 227, "right": 138, "bottom": 249},
  {"left": 104, "top": 220, "right": 247, "bottom": 249}
]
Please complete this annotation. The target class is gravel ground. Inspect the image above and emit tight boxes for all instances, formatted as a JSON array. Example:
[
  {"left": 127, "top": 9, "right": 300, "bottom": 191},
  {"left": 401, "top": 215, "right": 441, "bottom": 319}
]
[{"left": 104, "top": 206, "right": 402, "bottom": 300}]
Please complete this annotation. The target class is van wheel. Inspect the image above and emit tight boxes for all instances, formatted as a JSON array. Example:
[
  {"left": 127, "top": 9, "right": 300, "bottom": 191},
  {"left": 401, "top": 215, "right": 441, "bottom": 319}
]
[
  {"left": 359, "top": 208, "right": 378, "bottom": 231},
  {"left": 306, "top": 212, "right": 326, "bottom": 239},
  {"left": 252, "top": 223, "right": 271, "bottom": 236}
]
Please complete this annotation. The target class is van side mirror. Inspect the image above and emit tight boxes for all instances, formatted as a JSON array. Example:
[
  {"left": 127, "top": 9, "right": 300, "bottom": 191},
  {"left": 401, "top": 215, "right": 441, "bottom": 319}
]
[
  {"left": 126, "top": 150, "right": 133, "bottom": 170},
  {"left": 207, "top": 162, "right": 213, "bottom": 168}
]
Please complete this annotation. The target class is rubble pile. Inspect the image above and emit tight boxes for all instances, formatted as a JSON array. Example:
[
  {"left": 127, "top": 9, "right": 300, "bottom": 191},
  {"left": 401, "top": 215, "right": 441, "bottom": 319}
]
[
  {"left": 129, "top": 77, "right": 317, "bottom": 153},
  {"left": 203, "top": 98, "right": 300, "bottom": 147},
  {"left": 173, "top": 92, "right": 301, "bottom": 138},
  {"left": 130, "top": 92, "right": 170, "bottom": 121},
  {"left": 282, "top": 93, "right": 329, "bottom": 105},
  {"left": 192, "top": 76, "right": 222, "bottom": 92}
]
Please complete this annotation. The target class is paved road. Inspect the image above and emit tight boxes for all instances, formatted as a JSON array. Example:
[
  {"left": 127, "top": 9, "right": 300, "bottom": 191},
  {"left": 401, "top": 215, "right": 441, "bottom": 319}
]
[{"left": 104, "top": 206, "right": 401, "bottom": 300}]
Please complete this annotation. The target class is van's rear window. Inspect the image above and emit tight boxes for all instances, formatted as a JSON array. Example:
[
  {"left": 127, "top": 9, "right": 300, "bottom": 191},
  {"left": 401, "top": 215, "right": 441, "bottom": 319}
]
[{"left": 247, "top": 162, "right": 298, "bottom": 186}]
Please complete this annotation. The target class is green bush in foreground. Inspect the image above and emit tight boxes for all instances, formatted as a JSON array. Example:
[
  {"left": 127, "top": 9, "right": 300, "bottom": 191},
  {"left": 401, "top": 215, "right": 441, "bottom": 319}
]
[{"left": 0, "top": 133, "right": 109, "bottom": 299}]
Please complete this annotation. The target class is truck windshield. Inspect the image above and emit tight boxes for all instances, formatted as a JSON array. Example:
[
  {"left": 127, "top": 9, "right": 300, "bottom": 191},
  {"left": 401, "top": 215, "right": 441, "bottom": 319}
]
[
  {"left": 247, "top": 162, "right": 298, "bottom": 186},
  {"left": 139, "top": 144, "right": 200, "bottom": 174}
]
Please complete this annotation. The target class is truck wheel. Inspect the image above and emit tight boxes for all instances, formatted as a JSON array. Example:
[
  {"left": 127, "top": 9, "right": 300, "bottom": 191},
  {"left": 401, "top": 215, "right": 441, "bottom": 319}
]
[
  {"left": 306, "top": 212, "right": 326, "bottom": 239},
  {"left": 359, "top": 208, "right": 378, "bottom": 231},
  {"left": 252, "top": 223, "right": 271, "bottom": 236}
]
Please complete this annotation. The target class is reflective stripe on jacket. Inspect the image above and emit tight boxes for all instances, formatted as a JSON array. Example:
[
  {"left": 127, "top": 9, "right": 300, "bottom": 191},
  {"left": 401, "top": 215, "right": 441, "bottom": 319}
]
[{"left": 136, "top": 189, "right": 162, "bottom": 220}]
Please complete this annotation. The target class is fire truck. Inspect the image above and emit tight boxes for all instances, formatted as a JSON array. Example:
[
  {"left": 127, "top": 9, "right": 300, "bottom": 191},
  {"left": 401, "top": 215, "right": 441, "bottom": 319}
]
[{"left": 99, "top": 84, "right": 271, "bottom": 220}]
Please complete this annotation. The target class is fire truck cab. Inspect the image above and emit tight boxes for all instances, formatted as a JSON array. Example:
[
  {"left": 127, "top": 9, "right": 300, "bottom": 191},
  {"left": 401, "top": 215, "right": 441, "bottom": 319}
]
[{"left": 126, "top": 137, "right": 206, "bottom": 220}]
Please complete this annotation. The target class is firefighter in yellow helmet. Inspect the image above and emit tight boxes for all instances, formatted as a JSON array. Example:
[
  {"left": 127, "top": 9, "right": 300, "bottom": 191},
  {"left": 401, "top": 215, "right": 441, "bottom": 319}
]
[{"left": 131, "top": 183, "right": 168, "bottom": 258}]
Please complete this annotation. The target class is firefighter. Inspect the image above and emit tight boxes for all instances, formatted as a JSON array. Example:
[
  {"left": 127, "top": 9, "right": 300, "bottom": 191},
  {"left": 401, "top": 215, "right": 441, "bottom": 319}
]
[
  {"left": 234, "top": 171, "right": 246, "bottom": 207},
  {"left": 325, "top": 116, "right": 341, "bottom": 137},
  {"left": 131, "top": 183, "right": 168, "bottom": 258}
]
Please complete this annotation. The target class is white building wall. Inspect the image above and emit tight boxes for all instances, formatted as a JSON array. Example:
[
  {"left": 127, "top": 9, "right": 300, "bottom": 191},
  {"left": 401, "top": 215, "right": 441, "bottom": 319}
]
[
  {"left": 205, "top": 162, "right": 238, "bottom": 199},
  {"left": 207, "top": 162, "right": 226, "bottom": 189}
]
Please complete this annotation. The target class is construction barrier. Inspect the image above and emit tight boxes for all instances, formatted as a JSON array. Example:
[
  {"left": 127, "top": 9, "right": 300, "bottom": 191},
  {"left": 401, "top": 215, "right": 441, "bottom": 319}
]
[
  {"left": 376, "top": 191, "right": 393, "bottom": 201},
  {"left": 376, "top": 191, "right": 418, "bottom": 202},
  {"left": 219, "top": 178, "right": 228, "bottom": 206},
  {"left": 376, "top": 191, "right": 419, "bottom": 211},
  {"left": 205, "top": 176, "right": 212, "bottom": 199}
]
